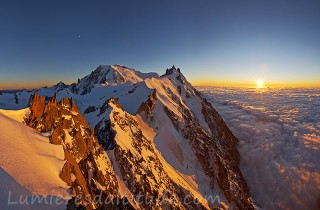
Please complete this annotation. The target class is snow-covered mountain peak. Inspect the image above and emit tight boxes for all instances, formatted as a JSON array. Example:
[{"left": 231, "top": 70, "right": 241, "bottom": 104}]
[
  {"left": 73, "top": 65, "right": 159, "bottom": 95},
  {"left": 55, "top": 81, "right": 67, "bottom": 91}
]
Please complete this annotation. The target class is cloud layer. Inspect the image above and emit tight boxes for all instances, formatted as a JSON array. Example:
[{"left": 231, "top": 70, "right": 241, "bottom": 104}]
[{"left": 198, "top": 87, "right": 320, "bottom": 210}]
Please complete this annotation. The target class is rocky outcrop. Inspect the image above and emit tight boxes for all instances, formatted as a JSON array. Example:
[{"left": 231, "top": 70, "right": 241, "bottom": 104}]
[
  {"left": 25, "top": 94, "right": 125, "bottom": 209},
  {"left": 26, "top": 92, "right": 46, "bottom": 129},
  {"left": 164, "top": 65, "right": 181, "bottom": 76},
  {"left": 136, "top": 90, "right": 156, "bottom": 116}
]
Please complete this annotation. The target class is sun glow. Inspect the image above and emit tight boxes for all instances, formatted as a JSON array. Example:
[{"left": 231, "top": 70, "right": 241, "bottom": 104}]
[{"left": 256, "top": 80, "right": 264, "bottom": 88}]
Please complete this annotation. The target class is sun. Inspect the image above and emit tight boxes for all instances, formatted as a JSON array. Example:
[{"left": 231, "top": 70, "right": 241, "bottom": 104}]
[{"left": 256, "top": 80, "right": 264, "bottom": 88}]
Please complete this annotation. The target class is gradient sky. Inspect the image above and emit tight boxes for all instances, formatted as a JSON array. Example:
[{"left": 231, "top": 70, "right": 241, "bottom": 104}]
[{"left": 0, "top": 0, "right": 319, "bottom": 89}]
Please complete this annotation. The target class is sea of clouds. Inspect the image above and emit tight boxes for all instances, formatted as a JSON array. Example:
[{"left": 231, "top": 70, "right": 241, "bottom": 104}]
[{"left": 198, "top": 86, "right": 320, "bottom": 210}]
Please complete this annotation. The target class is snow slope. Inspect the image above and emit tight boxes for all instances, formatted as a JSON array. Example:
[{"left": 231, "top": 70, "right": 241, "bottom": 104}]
[
  {"left": 0, "top": 108, "right": 30, "bottom": 122},
  {"left": 0, "top": 111, "right": 69, "bottom": 209}
]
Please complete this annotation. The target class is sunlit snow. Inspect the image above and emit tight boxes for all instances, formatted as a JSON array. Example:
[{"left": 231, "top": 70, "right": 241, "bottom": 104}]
[{"left": 0, "top": 111, "right": 69, "bottom": 209}]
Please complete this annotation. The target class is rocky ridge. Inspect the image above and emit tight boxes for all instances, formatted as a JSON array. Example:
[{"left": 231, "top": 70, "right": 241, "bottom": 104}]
[{"left": 26, "top": 93, "right": 128, "bottom": 209}]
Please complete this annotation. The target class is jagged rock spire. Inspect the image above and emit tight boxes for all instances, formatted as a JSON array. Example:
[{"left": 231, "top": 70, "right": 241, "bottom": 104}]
[
  {"left": 49, "top": 93, "right": 57, "bottom": 105},
  {"left": 164, "top": 65, "right": 182, "bottom": 76}
]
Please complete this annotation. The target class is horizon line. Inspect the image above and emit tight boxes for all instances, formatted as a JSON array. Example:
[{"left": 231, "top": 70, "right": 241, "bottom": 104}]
[{"left": 1, "top": 81, "right": 320, "bottom": 91}]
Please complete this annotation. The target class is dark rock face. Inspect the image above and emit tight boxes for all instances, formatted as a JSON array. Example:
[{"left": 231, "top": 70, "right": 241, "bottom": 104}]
[
  {"left": 93, "top": 99, "right": 118, "bottom": 150},
  {"left": 185, "top": 97, "right": 254, "bottom": 209},
  {"left": 14, "top": 93, "right": 19, "bottom": 104},
  {"left": 84, "top": 106, "right": 97, "bottom": 114},
  {"left": 198, "top": 96, "right": 254, "bottom": 209},
  {"left": 136, "top": 90, "right": 156, "bottom": 116},
  {"left": 77, "top": 65, "right": 111, "bottom": 95},
  {"left": 94, "top": 119, "right": 116, "bottom": 150}
]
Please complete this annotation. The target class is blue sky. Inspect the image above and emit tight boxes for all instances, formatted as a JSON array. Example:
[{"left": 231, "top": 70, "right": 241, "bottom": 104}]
[{"left": 0, "top": 0, "right": 319, "bottom": 89}]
